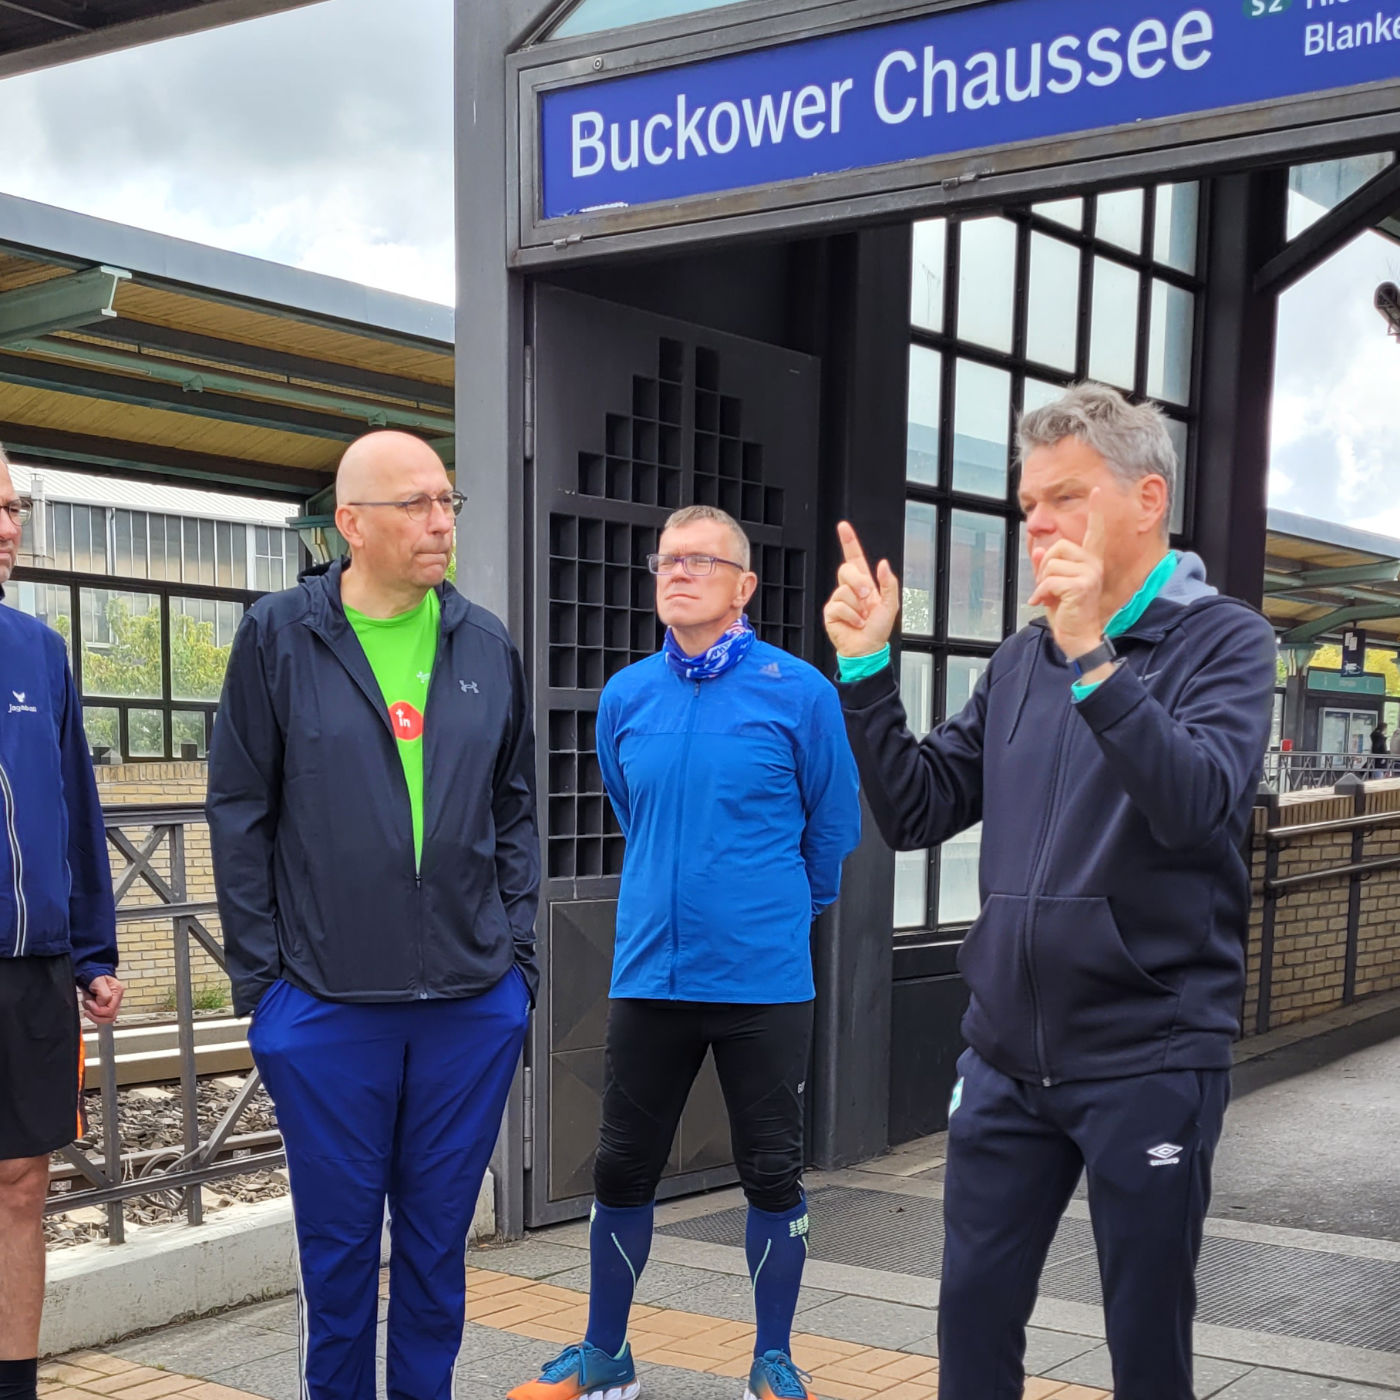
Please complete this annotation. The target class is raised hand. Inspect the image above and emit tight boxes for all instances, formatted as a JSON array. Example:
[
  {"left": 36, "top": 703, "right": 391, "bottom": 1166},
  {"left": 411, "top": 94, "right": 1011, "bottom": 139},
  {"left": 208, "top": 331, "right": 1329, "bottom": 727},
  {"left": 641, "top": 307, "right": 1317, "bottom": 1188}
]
[
  {"left": 1027, "top": 489, "right": 1107, "bottom": 661},
  {"left": 824, "top": 521, "right": 901, "bottom": 658}
]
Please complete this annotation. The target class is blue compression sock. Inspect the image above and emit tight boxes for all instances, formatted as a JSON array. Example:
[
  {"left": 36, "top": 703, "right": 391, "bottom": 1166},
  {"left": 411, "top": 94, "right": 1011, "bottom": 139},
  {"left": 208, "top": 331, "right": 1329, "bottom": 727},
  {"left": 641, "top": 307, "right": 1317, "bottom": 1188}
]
[
  {"left": 584, "top": 1200, "right": 654, "bottom": 1357},
  {"left": 746, "top": 1198, "right": 810, "bottom": 1358}
]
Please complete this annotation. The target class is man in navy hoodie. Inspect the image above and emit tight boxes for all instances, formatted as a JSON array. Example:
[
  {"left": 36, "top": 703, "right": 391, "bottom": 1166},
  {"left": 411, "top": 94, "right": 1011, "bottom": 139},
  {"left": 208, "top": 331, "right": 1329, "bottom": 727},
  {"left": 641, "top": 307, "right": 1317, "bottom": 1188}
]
[
  {"left": 510, "top": 504, "right": 860, "bottom": 1400},
  {"left": 0, "top": 444, "right": 121, "bottom": 1400},
  {"left": 824, "top": 384, "right": 1275, "bottom": 1400}
]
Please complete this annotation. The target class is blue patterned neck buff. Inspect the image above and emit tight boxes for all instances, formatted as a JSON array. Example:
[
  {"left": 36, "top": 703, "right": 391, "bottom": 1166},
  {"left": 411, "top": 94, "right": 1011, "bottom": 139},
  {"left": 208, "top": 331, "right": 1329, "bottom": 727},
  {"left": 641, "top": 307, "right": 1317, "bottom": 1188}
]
[{"left": 663, "top": 615, "right": 755, "bottom": 682}]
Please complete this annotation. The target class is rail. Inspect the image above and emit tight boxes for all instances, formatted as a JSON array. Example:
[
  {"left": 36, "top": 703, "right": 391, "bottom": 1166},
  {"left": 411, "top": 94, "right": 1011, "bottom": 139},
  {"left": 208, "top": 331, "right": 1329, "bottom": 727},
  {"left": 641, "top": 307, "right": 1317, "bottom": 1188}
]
[
  {"left": 1252, "top": 774, "right": 1399, "bottom": 1036},
  {"left": 1261, "top": 749, "right": 1400, "bottom": 794},
  {"left": 48, "top": 803, "right": 280, "bottom": 1244}
]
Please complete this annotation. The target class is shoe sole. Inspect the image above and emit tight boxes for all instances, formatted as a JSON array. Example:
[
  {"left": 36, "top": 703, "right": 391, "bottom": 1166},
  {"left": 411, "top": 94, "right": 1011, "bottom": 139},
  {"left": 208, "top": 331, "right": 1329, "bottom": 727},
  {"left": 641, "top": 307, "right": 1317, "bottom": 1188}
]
[
  {"left": 743, "top": 1389, "right": 812, "bottom": 1400},
  {"left": 579, "top": 1385, "right": 639, "bottom": 1400}
]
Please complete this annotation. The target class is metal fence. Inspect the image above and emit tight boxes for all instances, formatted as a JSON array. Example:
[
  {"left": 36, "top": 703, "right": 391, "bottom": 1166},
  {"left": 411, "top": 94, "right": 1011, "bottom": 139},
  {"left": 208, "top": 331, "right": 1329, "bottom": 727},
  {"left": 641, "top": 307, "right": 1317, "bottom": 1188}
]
[
  {"left": 1261, "top": 750, "right": 1400, "bottom": 794},
  {"left": 46, "top": 803, "right": 280, "bottom": 1244}
]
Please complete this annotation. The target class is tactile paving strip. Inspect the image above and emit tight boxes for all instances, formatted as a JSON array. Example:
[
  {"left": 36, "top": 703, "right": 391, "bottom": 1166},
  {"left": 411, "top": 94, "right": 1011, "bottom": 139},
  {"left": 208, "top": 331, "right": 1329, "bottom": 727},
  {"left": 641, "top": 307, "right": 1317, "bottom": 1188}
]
[{"left": 659, "top": 1185, "right": 1400, "bottom": 1354}]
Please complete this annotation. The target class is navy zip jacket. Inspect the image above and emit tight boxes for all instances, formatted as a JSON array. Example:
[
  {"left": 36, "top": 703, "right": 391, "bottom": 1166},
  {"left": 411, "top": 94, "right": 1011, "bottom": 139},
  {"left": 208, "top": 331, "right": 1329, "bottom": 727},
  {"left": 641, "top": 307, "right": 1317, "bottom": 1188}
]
[
  {"left": 839, "top": 554, "right": 1275, "bottom": 1085},
  {"left": 207, "top": 559, "right": 539, "bottom": 1018},
  {"left": 0, "top": 601, "right": 117, "bottom": 985}
]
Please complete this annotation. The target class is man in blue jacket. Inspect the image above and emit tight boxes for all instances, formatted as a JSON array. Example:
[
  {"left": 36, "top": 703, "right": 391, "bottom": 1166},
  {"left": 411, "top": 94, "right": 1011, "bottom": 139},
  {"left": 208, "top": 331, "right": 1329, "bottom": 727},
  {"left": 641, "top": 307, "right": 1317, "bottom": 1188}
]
[
  {"left": 824, "top": 384, "right": 1275, "bottom": 1400},
  {"left": 510, "top": 505, "right": 860, "bottom": 1400},
  {"left": 0, "top": 445, "right": 121, "bottom": 1400},
  {"left": 208, "top": 431, "right": 537, "bottom": 1400}
]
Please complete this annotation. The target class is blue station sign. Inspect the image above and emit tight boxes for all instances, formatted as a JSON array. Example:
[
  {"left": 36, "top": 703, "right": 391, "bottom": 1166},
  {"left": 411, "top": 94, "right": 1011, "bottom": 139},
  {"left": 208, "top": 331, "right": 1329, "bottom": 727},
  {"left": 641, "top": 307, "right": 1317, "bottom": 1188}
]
[{"left": 539, "top": 0, "right": 1400, "bottom": 220}]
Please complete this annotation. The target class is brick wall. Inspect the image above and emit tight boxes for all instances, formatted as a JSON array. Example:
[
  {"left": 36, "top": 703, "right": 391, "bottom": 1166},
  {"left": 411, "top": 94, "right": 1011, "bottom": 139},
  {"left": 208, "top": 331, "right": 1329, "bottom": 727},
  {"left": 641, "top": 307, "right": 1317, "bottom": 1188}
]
[
  {"left": 1246, "top": 780, "right": 1400, "bottom": 1034},
  {"left": 97, "top": 763, "right": 226, "bottom": 1015}
]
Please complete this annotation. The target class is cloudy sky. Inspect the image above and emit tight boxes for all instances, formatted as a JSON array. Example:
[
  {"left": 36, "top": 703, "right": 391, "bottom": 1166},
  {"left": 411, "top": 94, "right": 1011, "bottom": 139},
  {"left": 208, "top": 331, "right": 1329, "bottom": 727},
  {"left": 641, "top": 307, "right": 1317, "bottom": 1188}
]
[
  {"left": 0, "top": 0, "right": 456, "bottom": 303},
  {"left": 0, "top": 1, "right": 1396, "bottom": 536}
]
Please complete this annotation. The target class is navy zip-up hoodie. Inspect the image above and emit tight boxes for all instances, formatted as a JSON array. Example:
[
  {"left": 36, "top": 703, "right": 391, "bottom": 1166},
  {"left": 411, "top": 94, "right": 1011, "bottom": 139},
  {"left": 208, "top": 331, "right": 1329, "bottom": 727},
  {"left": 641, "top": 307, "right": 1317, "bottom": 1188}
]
[
  {"left": 839, "top": 554, "right": 1275, "bottom": 1085},
  {"left": 207, "top": 559, "right": 539, "bottom": 1018},
  {"left": 0, "top": 601, "right": 117, "bottom": 984}
]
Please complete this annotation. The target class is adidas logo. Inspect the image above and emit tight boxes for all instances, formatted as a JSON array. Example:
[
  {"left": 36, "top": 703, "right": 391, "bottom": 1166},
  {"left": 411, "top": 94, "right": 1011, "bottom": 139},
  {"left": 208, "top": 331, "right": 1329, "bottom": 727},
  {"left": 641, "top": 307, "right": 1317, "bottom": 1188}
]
[{"left": 1147, "top": 1142, "right": 1183, "bottom": 1168}]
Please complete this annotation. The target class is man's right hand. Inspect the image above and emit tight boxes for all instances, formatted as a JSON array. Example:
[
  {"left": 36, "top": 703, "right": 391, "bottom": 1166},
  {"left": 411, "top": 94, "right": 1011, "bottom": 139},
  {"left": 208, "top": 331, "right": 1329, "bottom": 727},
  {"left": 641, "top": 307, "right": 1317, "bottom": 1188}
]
[{"left": 823, "top": 521, "right": 901, "bottom": 658}]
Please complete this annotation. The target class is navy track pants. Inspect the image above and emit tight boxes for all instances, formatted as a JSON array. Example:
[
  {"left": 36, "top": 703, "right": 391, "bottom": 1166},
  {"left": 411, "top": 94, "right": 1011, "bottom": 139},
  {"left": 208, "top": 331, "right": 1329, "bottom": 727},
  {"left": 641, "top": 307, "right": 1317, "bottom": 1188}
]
[
  {"left": 939, "top": 1047, "right": 1230, "bottom": 1400},
  {"left": 249, "top": 969, "right": 530, "bottom": 1400}
]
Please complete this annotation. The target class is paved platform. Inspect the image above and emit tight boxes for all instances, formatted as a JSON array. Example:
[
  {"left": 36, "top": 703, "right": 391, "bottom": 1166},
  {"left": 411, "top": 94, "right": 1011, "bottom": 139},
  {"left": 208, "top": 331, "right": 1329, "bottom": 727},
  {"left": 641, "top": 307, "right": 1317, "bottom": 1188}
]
[{"left": 47, "top": 1003, "right": 1400, "bottom": 1400}]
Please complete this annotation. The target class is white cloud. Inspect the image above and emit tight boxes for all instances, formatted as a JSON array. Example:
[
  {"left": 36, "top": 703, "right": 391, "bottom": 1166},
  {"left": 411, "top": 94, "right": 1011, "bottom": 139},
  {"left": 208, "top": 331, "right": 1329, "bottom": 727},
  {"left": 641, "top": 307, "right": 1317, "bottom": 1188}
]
[{"left": 0, "top": 0, "right": 455, "bottom": 303}]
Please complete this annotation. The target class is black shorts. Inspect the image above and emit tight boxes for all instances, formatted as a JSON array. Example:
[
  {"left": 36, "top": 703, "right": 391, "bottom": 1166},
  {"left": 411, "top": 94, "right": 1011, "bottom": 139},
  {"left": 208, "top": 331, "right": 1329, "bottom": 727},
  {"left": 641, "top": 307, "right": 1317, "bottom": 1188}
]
[{"left": 0, "top": 954, "right": 83, "bottom": 1159}]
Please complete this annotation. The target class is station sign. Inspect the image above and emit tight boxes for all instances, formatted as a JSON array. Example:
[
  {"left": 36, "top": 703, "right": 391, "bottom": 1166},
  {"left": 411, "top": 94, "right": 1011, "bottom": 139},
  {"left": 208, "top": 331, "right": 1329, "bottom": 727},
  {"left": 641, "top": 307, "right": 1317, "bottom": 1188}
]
[
  {"left": 538, "top": 0, "right": 1400, "bottom": 221},
  {"left": 1309, "top": 670, "right": 1386, "bottom": 695}
]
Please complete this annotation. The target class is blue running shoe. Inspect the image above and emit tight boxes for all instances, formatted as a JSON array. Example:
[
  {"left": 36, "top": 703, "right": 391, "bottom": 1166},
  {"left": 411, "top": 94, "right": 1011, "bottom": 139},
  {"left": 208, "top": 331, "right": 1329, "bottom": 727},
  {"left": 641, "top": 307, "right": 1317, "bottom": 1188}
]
[
  {"left": 744, "top": 1350, "right": 815, "bottom": 1400},
  {"left": 507, "top": 1341, "right": 639, "bottom": 1400}
]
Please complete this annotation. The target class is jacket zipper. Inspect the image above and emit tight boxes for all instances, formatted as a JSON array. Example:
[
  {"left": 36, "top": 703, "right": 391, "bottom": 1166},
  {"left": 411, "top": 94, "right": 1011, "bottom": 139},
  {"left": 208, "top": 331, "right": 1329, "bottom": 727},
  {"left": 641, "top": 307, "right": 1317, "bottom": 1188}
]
[
  {"left": 1022, "top": 688, "right": 1073, "bottom": 1087},
  {"left": 412, "top": 614, "right": 447, "bottom": 1000},
  {"left": 0, "top": 759, "right": 27, "bottom": 957},
  {"left": 668, "top": 681, "right": 701, "bottom": 997}
]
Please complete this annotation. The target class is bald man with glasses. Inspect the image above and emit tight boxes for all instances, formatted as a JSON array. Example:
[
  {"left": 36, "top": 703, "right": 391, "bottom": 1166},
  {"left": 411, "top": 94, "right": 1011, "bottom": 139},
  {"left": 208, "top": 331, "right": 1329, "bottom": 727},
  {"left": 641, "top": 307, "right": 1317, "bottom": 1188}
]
[{"left": 208, "top": 430, "right": 538, "bottom": 1400}]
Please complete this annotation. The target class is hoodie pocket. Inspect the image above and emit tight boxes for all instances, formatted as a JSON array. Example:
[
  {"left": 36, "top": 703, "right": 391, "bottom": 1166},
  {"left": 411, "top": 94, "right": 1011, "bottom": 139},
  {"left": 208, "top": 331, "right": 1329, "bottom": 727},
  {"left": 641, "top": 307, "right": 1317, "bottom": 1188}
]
[
  {"left": 1031, "top": 895, "right": 1178, "bottom": 1071},
  {"left": 955, "top": 893, "right": 1041, "bottom": 1082}
]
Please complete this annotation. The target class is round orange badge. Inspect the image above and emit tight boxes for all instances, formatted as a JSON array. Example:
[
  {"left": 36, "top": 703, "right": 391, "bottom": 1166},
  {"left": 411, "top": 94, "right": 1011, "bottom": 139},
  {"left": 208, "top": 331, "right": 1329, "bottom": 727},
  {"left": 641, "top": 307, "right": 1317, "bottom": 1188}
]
[{"left": 389, "top": 701, "right": 424, "bottom": 741}]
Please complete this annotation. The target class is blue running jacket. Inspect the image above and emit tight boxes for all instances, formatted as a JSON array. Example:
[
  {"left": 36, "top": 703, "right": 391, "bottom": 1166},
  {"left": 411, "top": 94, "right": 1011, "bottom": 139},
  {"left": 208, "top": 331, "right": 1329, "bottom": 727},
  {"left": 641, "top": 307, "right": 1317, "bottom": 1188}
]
[{"left": 597, "top": 639, "right": 861, "bottom": 1003}]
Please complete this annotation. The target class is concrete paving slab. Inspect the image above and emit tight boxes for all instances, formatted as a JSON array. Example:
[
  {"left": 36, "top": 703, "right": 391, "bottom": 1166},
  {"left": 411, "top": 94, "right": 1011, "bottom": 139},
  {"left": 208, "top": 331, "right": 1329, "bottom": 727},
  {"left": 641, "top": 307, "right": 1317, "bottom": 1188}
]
[
  {"left": 215, "top": 1300, "right": 299, "bottom": 1338},
  {"left": 1211, "top": 1368, "right": 1400, "bottom": 1398},
  {"left": 109, "top": 1318, "right": 296, "bottom": 1374},
  {"left": 1043, "top": 1343, "right": 1253, "bottom": 1397},
  {"left": 793, "top": 1295, "right": 939, "bottom": 1350},
  {"left": 199, "top": 1353, "right": 301, "bottom": 1400},
  {"left": 468, "top": 1240, "right": 591, "bottom": 1280},
  {"left": 1022, "top": 1327, "right": 1102, "bottom": 1376}
]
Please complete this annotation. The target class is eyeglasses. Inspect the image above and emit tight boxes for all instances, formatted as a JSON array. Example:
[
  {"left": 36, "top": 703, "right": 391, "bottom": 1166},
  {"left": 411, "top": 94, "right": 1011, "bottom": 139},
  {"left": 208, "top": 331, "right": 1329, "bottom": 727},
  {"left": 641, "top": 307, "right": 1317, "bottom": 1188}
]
[
  {"left": 0, "top": 498, "right": 32, "bottom": 526},
  {"left": 647, "top": 553, "right": 745, "bottom": 577},
  {"left": 347, "top": 491, "right": 466, "bottom": 521}
]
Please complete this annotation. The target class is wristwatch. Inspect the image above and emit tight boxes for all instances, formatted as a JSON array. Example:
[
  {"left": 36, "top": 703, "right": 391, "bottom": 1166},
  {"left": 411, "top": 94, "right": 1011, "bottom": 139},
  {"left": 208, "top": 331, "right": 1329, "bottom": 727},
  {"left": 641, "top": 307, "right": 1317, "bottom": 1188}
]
[{"left": 1069, "top": 636, "right": 1117, "bottom": 678}]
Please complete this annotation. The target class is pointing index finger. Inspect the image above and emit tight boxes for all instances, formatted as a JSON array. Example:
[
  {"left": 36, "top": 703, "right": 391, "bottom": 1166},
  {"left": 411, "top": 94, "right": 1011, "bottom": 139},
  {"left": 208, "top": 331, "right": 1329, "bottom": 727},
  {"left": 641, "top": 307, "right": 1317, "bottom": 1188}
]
[
  {"left": 837, "top": 520, "right": 873, "bottom": 578},
  {"left": 1082, "top": 490, "right": 1107, "bottom": 561}
]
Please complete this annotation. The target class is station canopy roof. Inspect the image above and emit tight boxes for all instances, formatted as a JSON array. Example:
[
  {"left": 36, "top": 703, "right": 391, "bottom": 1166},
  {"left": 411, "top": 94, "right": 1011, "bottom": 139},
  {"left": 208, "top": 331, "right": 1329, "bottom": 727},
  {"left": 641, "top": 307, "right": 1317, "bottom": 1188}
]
[
  {"left": 0, "top": 192, "right": 453, "bottom": 501},
  {"left": 1266, "top": 509, "right": 1400, "bottom": 647},
  {"left": 0, "top": 0, "right": 325, "bottom": 80}
]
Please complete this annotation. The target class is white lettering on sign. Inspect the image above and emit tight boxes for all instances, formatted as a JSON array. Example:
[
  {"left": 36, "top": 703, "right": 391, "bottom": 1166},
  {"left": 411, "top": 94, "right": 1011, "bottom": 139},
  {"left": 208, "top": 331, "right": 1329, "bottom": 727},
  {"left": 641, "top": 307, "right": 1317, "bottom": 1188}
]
[
  {"left": 1304, "top": 10, "right": 1400, "bottom": 52},
  {"left": 566, "top": 11, "right": 1219, "bottom": 179}
]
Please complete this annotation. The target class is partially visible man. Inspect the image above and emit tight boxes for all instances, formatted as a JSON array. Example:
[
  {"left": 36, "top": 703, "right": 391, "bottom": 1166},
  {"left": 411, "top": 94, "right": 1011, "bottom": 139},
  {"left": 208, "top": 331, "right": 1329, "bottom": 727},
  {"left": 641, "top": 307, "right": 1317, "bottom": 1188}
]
[
  {"left": 208, "top": 431, "right": 537, "bottom": 1400},
  {"left": 824, "top": 384, "right": 1275, "bottom": 1400},
  {"left": 509, "top": 505, "right": 861, "bottom": 1400},
  {"left": 0, "top": 443, "right": 121, "bottom": 1400}
]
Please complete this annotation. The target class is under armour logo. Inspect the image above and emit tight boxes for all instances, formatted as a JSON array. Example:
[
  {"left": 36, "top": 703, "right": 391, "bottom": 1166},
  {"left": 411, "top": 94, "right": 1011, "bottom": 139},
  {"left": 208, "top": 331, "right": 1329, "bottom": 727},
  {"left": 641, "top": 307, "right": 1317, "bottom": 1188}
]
[
  {"left": 1147, "top": 1142, "right": 1183, "bottom": 1167},
  {"left": 460, "top": 680, "right": 479, "bottom": 694}
]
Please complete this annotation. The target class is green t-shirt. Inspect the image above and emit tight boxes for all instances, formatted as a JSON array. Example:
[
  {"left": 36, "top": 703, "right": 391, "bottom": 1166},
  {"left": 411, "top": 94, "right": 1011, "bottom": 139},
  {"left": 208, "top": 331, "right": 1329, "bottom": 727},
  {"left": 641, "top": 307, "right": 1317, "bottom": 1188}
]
[{"left": 344, "top": 590, "right": 440, "bottom": 870}]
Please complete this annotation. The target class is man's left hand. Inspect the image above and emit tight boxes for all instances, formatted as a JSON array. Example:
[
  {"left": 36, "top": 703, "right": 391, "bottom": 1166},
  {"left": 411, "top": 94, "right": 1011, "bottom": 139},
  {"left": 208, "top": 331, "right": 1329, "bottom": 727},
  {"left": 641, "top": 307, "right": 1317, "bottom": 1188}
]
[
  {"left": 1028, "top": 490, "right": 1110, "bottom": 669},
  {"left": 82, "top": 975, "right": 125, "bottom": 1026}
]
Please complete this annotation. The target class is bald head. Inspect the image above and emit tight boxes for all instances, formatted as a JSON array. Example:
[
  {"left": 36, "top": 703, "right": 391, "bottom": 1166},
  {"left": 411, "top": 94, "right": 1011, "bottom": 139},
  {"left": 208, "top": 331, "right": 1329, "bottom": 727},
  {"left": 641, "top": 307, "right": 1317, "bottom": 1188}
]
[{"left": 336, "top": 430, "right": 446, "bottom": 507}]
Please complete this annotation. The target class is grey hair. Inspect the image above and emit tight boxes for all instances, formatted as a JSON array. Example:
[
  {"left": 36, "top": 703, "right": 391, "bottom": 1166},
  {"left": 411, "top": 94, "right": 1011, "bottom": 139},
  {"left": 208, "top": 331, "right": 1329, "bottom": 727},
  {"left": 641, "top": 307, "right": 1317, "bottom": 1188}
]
[
  {"left": 1017, "top": 383, "right": 1176, "bottom": 531},
  {"left": 663, "top": 504, "right": 751, "bottom": 571}
]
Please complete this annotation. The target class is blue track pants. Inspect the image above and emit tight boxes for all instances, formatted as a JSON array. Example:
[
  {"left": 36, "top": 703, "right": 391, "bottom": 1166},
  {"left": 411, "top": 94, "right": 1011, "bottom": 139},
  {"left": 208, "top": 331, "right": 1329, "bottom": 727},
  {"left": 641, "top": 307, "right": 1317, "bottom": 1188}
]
[
  {"left": 939, "top": 1047, "right": 1230, "bottom": 1400},
  {"left": 249, "top": 969, "right": 530, "bottom": 1400}
]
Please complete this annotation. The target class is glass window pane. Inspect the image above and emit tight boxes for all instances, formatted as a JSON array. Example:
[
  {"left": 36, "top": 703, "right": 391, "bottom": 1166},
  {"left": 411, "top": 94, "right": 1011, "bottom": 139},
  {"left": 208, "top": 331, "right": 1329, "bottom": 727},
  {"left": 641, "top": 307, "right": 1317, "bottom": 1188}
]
[
  {"left": 1022, "top": 377, "right": 1066, "bottom": 417},
  {"left": 1026, "top": 233, "right": 1080, "bottom": 372},
  {"left": 128, "top": 709, "right": 165, "bottom": 759},
  {"left": 171, "top": 596, "right": 244, "bottom": 702},
  {"left": 1153, "top": 183, "right": 1199, "bottom": 274},
  {"left": 900, "top": 651, "right": 934, "bottom": 739},
  {"left": 945, "top": 655, "right": 988, "bottom": 721},
  {"left": 1034, "top": 198, "right": 1083, "bottom": 230},
  {"left": 80, "top": 589, "right": 162, "bottom": 700},
  {"left": 938, "top": 824, "right": 982, "bottom": 925},
  {"left": 893, "top": 851, "right": 928, "bottom": 930},
  {"left": 1288, "top": 154, "right": 1395, "bottom": 239},
  {"left": 1089, "top": 258, "right": 1140, "bottom": 389},
  {"left": 1016, "top": 522, "right": 1040, "bottom": 631},
  {"left": 215, "top": 521, "right": 234, "bottom": 588},
  {"left": 902, "top": 502, "right": 938, "bottom": 638},
  {"left": 957, "top": 216, "right": 1017, "bottom": 353},
  {"left": 911, "top": 220, "right": 946, "bottom": 333},
  {"left": 948, "top": 510, "right": 1006, "bottom": 642},
  {"left": 6, "top": 581, "right": 73, "bottom": 656},
  {"left": 1166, "top": 418, "right": 1189, "bottom": 536},
  {"left": 114, "top": 511, "right": 135, "bottom": 578},
  {"left": 552, "top": 0, "right": 746, "bottom": 38},
  {"left": 198, "top": 520, "right": 216, "bottom": 586},
  {"left": 172, "top": 710, "right": 209, "bottom": 759},
  {"left": 83, "top": 707, "right": 119, "bottom": 761},
  {"left": 51, "top": 503, "right": 72, "bottom": 570},
  {"left": 1147, "top": 280, "right": 1195, "bottom": 406},
  {"left": 953, "top": 360, "right": 1011, "bottom": 499},
  {"left": 229, "top": 523, "right": 248, "bottom": 589},
  {"left": 147, "top": 517, "right": 169, "bottom": 581},
  {"left": 73, "top": 505, "right": 105, "bottom": 574},
  {"left": 907, "top": 346, "right": 942, "bottom": 486},
  {"left": 1096, "top": 189, "right": 1144, "bottom": 253}
]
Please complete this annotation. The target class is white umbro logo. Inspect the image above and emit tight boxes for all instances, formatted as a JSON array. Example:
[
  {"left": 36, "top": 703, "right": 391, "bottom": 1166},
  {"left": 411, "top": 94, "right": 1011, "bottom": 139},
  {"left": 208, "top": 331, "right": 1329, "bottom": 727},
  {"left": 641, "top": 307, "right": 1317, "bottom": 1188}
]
[{"left": 1147, "top": 1142, "right": 1183, "bottom": 1167}]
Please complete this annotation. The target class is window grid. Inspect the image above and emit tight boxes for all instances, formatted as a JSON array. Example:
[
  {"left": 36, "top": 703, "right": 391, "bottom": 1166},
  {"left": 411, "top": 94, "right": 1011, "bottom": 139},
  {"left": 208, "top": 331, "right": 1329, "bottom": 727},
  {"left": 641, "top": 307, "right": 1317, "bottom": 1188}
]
[{"left": 898, "top": 184, "right": 1206, "bottom": 936}]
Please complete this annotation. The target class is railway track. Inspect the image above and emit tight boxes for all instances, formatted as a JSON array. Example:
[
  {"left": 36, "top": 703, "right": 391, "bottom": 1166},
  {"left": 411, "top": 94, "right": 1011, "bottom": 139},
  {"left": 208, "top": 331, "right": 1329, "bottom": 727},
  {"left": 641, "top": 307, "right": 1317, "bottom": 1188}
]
[{"left": 83, "top": 1016, "right": 254, "bottom": 1088}]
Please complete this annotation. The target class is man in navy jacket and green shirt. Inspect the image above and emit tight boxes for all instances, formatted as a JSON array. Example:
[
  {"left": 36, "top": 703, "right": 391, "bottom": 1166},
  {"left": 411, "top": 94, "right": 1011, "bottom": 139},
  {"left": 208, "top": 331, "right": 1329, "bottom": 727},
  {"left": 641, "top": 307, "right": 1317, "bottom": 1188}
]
[
  {"left": 511, "top": 505, "right": 861, "bottom": 1400},
  {"left": 824, "top": 384, "right": 1274, "bottom": 1400},
  {"left": 208, "top": 431, "right": 537, "bottom": 1400}
]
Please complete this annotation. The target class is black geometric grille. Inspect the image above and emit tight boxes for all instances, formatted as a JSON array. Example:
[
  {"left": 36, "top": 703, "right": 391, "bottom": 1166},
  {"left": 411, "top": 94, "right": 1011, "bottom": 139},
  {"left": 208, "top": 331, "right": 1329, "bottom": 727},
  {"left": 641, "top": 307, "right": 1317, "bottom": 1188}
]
[
  {"left": 545, "top": 708, "right": 624, "bottom": 880},
  {"left": 693, "top": 345, "right": 785, "bottom": 530}
]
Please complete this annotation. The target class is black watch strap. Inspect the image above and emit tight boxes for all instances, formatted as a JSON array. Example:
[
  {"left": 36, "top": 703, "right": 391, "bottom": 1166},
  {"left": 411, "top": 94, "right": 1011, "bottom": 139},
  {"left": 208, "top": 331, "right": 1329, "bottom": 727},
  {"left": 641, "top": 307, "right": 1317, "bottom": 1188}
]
[{"left": 1070, "top": 637, "right": 1117, "bottom": 678}]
